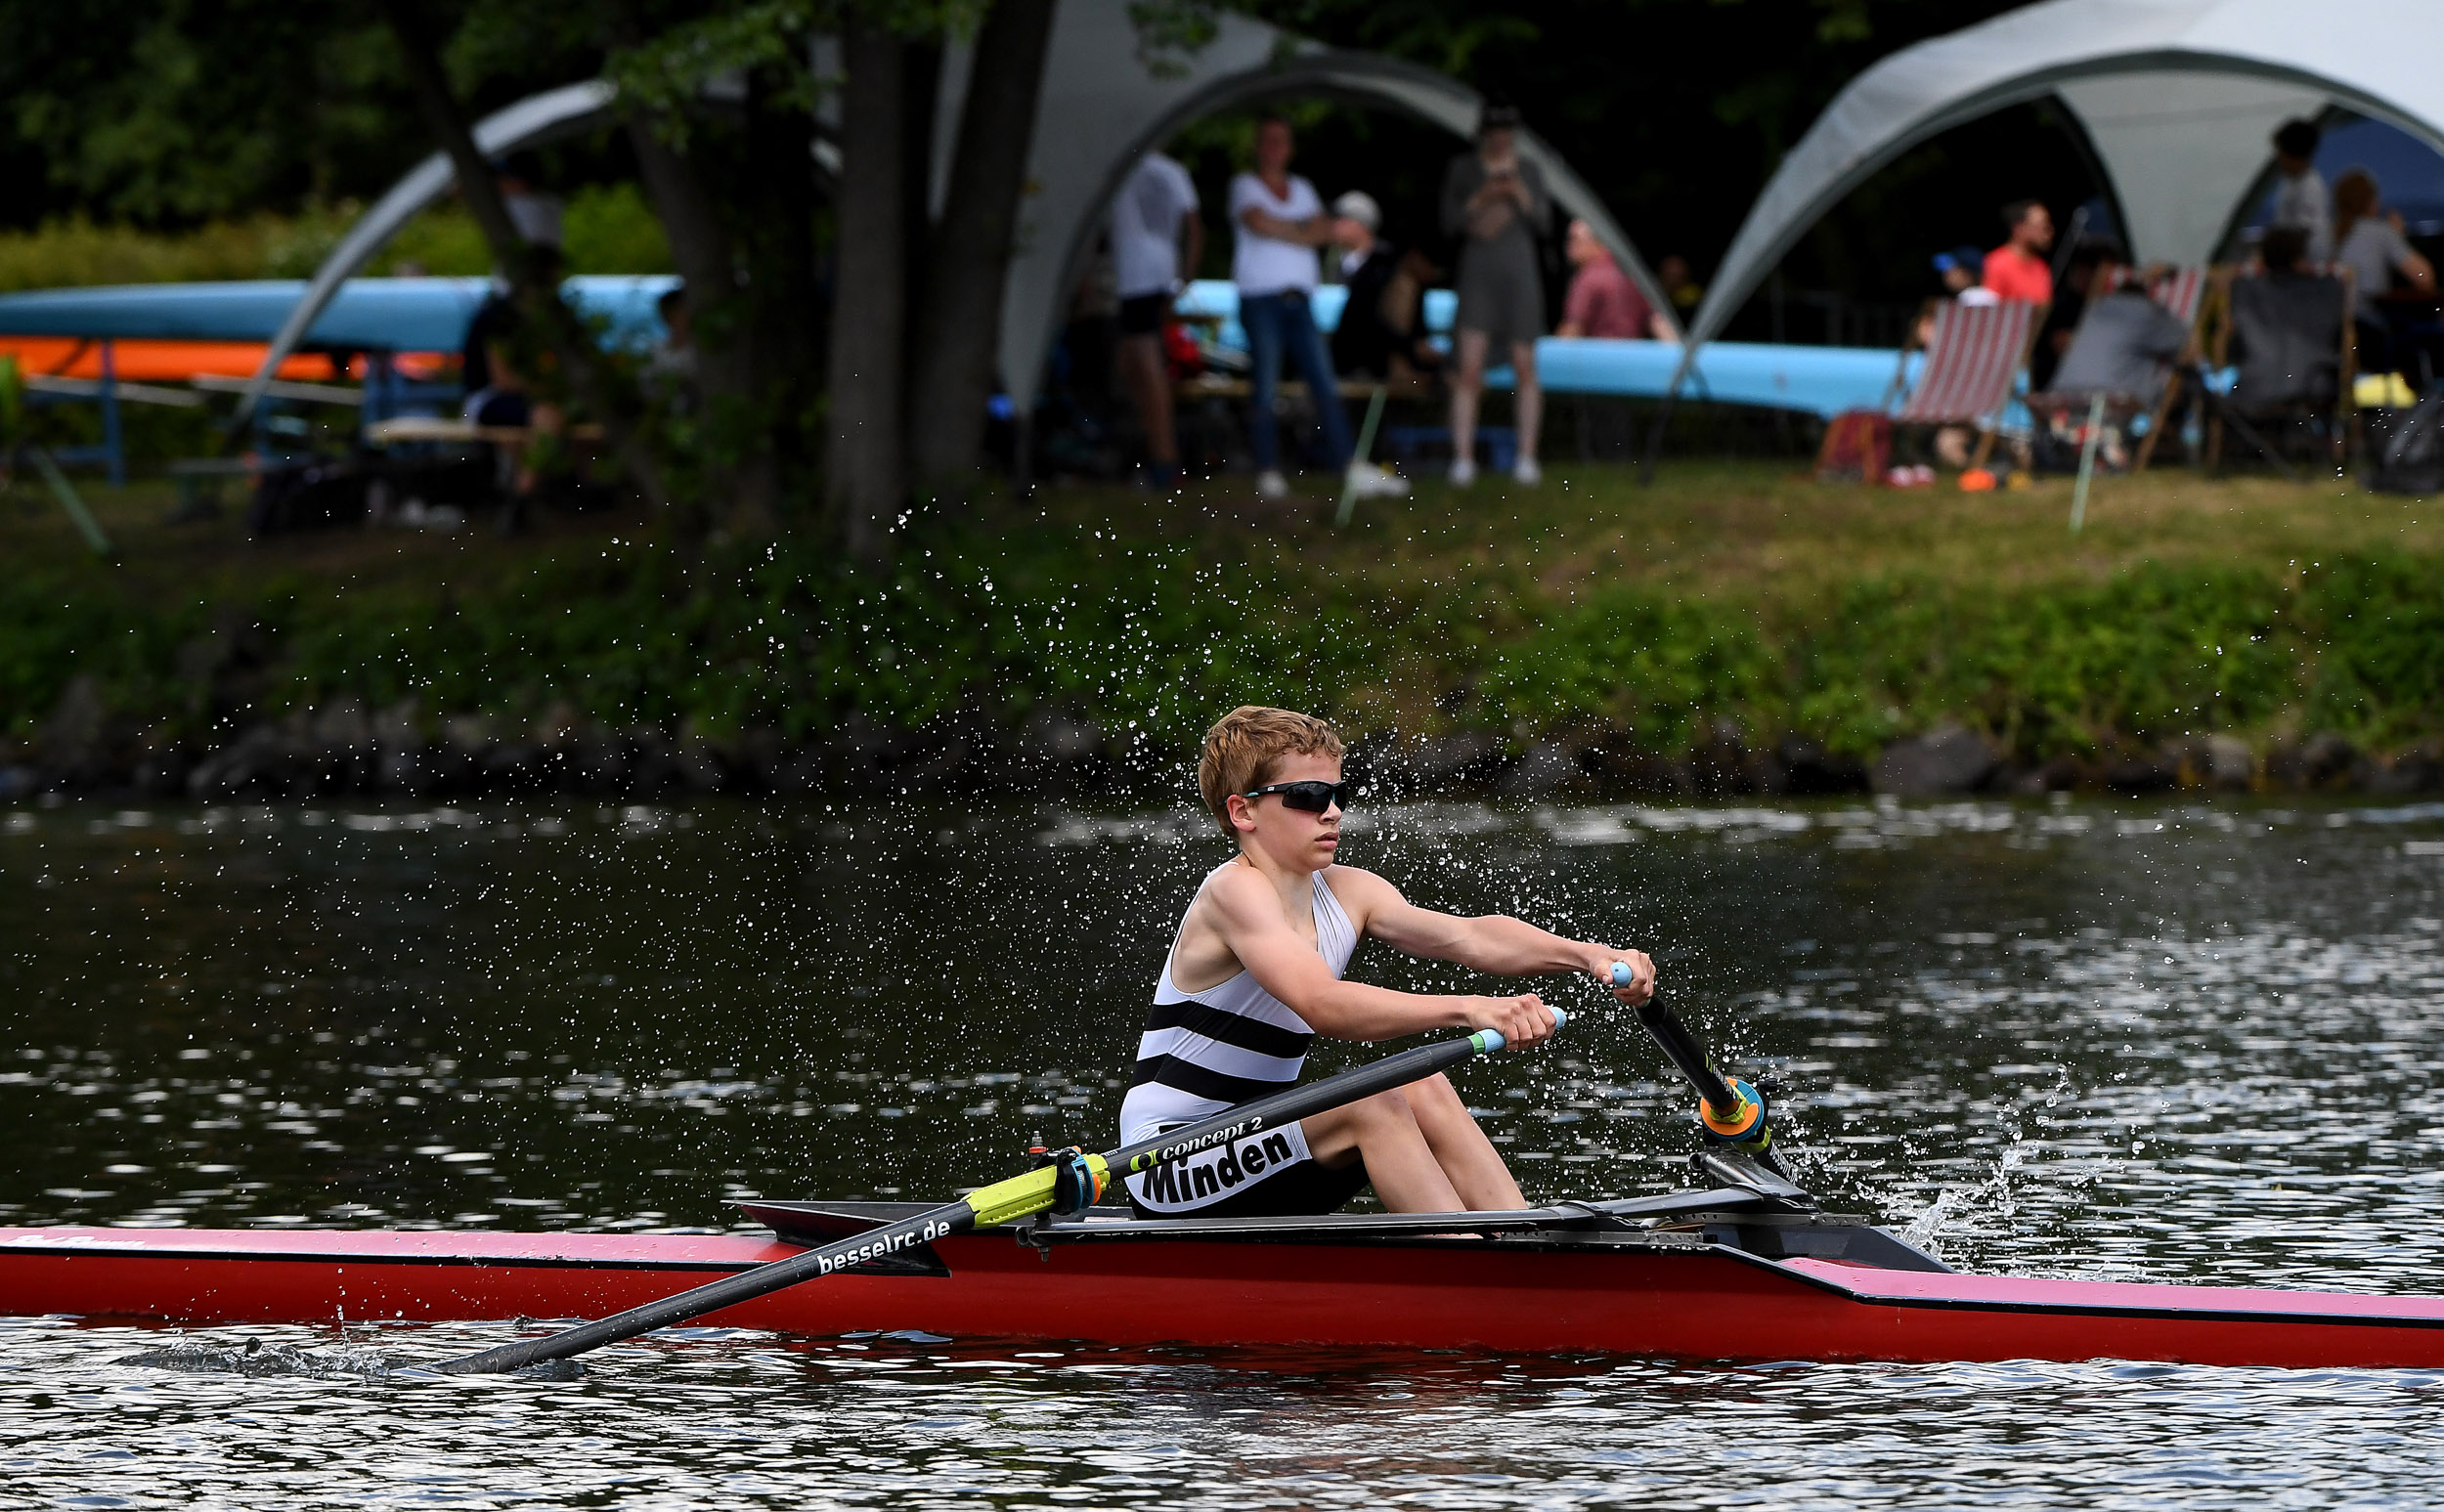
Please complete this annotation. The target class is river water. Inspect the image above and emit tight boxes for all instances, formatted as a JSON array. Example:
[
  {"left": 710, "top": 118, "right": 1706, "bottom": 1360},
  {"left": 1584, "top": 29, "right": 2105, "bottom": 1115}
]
[{"left": 5, "top": 794, "right": 2444, "bottom": 1508}]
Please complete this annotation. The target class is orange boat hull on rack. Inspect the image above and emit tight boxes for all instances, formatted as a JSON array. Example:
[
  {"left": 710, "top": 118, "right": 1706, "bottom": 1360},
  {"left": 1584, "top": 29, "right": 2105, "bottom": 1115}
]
[{"left": 7, "top": 1209, "right": 2444, "bottom": 1370}]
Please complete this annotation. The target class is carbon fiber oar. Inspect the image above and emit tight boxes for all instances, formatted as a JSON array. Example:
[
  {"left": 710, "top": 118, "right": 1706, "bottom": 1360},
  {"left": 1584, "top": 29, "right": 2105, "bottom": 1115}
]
[
  {"left": 435, "top": 1010, "right": 1564, "bottom": 1374},
  {"left": 1613, "top": 963, "right": 1775, "bottom": 1159}
]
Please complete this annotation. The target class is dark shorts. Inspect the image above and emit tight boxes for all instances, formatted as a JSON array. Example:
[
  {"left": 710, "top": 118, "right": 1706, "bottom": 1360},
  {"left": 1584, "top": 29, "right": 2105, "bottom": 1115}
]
[
  {"left": 1118, "top": 292, "right": 1170, "bottom": 336},
  {"left": 1127, "top": 1153, "right": 1370, "bottom": 1220}
]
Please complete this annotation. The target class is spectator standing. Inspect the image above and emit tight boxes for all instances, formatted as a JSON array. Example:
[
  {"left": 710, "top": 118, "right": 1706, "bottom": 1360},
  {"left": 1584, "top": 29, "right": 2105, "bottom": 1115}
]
[
  {"left": 2269, "top": 118, "right": 2334, "bottom": 263},
  {"left": 1982, "top": 200, "right": 2055, "bottom": 305},
  {"left": 1230, "top": 116, "right": 1407, "bottom": 502},
  {"left": 1556, "top": 219, "right": 1667, "bottom": 339},
  {"left": 1441, "top": 99, "right": 1550, "bottom": 487},
  {"left": 2331, "top": 167, "right": 2437, "bottom": 375},
  {"left": 1110, "top": 150, "right": 1202, "bottom": 490}
]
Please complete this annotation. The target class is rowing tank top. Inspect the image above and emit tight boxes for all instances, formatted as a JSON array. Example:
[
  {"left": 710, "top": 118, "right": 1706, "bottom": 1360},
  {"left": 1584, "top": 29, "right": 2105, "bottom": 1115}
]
[{"left": 1118, "top": 862, "right": 1358, "bottom": 1145}]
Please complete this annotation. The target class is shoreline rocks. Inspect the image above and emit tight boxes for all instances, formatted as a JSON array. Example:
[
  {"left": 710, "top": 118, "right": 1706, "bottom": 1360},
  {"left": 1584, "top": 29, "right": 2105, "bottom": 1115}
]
[{"left": 4, "top": 696, "right": 2441, "bottom": 802}]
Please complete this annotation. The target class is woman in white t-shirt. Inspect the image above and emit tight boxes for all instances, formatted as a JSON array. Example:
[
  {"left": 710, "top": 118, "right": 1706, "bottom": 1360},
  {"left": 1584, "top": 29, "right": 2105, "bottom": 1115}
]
[
  {"left": 2332, "top": 168, "right": 2437, "bottom": 377},
  {"left": 1230, "top": 117, "right": 1408, "bottom": 503}
]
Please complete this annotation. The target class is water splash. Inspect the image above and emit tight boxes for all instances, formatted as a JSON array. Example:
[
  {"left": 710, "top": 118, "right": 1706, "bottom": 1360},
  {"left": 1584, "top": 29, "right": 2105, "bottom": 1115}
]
[
  {"left": 116, "top": 1336, "right": 586, "bottom": 1381},
  {"left": 116, "top": 1338, "right": 399, "bottom": 1379}
]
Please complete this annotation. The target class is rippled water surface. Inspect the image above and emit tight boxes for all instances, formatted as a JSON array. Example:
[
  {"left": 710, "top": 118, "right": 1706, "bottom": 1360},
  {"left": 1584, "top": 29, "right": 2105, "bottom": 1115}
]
[{"left": 6, "top": 794, "right": 2444, "bottom": 1507}]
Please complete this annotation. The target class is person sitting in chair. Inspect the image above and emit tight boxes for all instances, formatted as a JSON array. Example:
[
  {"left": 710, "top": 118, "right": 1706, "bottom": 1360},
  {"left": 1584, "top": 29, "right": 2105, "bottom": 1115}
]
[
  {"left": 2040, "top": 253, "right": 2194, "bottom": 472},
  {"left": 2047, "top": 258, "right": 2192, "bottom": 409},
  {"left": 1328, "top": 196, "right": 1445, "bottom": 397},
  {"left": 458, "top": 244, "right": 568, "bottom": 530},
  {"left": 2228, "top": 226, "right": 2345, "bottom": 449}
]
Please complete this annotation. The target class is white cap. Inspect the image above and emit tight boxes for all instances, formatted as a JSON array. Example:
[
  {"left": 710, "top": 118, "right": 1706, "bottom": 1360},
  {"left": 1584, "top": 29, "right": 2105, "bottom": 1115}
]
[{"left": 1331, "top": 191, "right": 1381, "bottom": 231}]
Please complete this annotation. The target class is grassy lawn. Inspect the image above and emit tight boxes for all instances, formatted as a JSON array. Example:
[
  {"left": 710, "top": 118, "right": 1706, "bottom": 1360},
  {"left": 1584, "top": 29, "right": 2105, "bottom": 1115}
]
[{"left": 8, "top": 459, "right": 2433, "bottom": 607}]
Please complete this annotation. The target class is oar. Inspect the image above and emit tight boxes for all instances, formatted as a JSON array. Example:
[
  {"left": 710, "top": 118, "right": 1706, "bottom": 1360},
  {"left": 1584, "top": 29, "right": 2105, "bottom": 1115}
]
[
  {"left": 433, "top": 1009, "right": 1565, "bottom": 1374},
  {"left": 1612, "top": 962, "right": 1771, "bottom": 1152}
]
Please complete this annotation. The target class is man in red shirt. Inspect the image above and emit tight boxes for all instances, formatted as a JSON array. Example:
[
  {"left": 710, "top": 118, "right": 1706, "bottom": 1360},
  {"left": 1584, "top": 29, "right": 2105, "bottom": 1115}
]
[
  {"left": 1556, "top": 219, "right": 1669, "bottom": 339},
  {"left": 1982, "top": 199, "right": 2055, "bottom": 305}
]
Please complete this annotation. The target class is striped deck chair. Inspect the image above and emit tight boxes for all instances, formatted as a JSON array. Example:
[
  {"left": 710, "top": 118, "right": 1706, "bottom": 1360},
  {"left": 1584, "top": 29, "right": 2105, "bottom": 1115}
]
[
  {"left": 1889, "top": 298, "right": 2042, "bottom": 470},
  {"left": 2133, "top": 266, "right": 2209, "bottom": 467},
  {"left": 2139, "top": 265, "right": 2207, "bottom": 327}
]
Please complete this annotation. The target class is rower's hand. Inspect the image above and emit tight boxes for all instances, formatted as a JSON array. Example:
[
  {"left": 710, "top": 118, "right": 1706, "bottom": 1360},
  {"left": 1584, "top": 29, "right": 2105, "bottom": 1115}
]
[
  {"left": 1591, "top": 947, "right": 1656, "bottom": 1006},
  {"left": 1463, "top": 993, "right": 1557, "bottom": 1048}
]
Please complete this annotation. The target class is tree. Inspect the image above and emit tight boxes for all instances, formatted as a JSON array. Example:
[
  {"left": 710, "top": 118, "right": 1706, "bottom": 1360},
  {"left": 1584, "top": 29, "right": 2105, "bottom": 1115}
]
[
  {"left": 825, "top": 15, "right": 910, "bottom": 558},
  {"left": 903, "top": 0, "right": 1055, "bottom": 499},
  {"left": 378, "top": 0, "right": 670, "bottom": 512}
]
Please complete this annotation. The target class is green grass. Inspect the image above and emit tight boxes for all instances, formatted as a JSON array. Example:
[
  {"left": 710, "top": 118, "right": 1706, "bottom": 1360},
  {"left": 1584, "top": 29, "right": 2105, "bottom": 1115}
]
[{"left": 2, "top": 459, "right": 2439, "bottom": 766}]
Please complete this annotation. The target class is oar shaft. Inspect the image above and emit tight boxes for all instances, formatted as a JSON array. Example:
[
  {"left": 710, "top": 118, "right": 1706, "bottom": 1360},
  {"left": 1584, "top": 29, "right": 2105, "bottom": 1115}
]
[
  {"left": 1633, "top": 997, "right": 1741, "bottom": 1115},
  {"left": 437, "top": 1201, "right": 982, "bottom": 1374},
  {"left": 433, "top": 1015, "right": 1552, "bottom": 1374},
  {"left": 1107, "top": 1021, "right": 1537, "bottom": 1177}
]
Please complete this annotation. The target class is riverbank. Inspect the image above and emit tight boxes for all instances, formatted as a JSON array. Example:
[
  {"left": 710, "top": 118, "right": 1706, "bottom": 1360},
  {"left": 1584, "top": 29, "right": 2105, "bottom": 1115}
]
[{"left": 4, "top": 460, "right": 2439, "bottom": 799}]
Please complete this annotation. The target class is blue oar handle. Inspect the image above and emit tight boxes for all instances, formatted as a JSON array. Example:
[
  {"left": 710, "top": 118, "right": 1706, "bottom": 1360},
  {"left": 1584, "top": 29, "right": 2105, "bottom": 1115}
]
[
  {"left": 1472, "top": 1004, "right": 1566, "bottom": 1054},
  {"left": 1610, "top": 961, "right": 1641, "bottom": 990}
]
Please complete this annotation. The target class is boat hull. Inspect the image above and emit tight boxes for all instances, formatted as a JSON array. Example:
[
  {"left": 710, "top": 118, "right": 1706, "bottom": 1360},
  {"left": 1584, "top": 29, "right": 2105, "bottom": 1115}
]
[{"left": 7, "top": 1225, "right": 2444, "bottom": 1369}]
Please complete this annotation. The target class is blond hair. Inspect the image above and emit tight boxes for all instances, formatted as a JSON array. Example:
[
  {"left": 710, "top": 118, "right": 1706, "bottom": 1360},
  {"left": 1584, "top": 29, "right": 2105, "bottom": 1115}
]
[{"left": 1196, "top": 706, "right": 1344, "bottom": 836}]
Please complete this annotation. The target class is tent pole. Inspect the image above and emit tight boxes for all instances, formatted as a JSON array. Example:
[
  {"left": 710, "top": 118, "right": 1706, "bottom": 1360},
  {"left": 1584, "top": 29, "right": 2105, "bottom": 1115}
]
[
  {"left": 100, "top": 340, "right": 125, "bottom": 489},
  {"left": 30, "top": 447, "right": 111, "bottom": 557},
  {"left": 1637, "top": 392, "right": 1678, "bottom": 487},
  {"left": 1334, "top": 384, "right": 1387, "bottom": 529},
  {"left": 2069, "top": 392, "right": 2106, "bottom": 533}
]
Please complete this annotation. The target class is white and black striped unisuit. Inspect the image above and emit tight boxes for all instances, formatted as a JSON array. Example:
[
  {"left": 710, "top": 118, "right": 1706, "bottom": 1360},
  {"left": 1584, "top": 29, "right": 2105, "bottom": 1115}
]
[{"left": 1118, "top": 863, "right": 1357, "bottom": 1211}]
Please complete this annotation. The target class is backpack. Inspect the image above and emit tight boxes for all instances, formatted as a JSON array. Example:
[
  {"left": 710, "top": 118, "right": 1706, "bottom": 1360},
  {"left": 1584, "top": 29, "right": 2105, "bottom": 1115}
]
[
  {"left": 2367, "top": 395, "right": 2444, "bottom": 497},
  {"left": 1815, "top": 409, "right": 1892, "bottom": 484}
]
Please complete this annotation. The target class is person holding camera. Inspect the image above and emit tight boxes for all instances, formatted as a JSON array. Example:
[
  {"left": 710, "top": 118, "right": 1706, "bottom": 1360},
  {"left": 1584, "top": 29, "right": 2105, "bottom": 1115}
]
[{"left": 1440, "top": 98, "right": 1549, "bottom": 488}]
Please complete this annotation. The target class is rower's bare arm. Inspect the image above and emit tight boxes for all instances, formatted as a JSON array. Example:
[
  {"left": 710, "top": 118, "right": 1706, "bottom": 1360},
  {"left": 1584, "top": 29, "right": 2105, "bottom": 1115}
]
[
  {"left": 1201, "top": 868, "right": 1552, "bottom": 1045},
  {"left": 1335, "top": 868, "right": 1657, "bottom": 1004}
]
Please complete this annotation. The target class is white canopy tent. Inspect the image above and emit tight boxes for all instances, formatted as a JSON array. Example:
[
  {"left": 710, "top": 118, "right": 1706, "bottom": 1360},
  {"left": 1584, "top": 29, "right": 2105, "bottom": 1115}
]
[
  {"left": 242, "top": 0, "right": 1665, "bottom": 426},
  {"left": 969, "top": 0, "right": 1676, "bottom": 411},
  {"left": 1672, "top": 0, "right": 2444, "bottom": 397}
]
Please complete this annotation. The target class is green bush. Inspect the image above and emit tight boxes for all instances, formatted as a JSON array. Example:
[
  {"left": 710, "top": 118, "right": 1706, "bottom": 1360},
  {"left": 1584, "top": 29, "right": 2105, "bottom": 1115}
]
[
  {"left": 1793, "top": 567, "right": 2295, "bottom": 757},
  {"left": 0, "top": 185, "right": 674, "bottom": 295},
  {"left": 2299, "top": 555, "right": 2444, "bottom": 746},
  {"left": 6, "top": 535, "right": 2443, "bottom": 763},
  {"left": 1475, "top": 587, "right": 1779, "bottom": 751}
]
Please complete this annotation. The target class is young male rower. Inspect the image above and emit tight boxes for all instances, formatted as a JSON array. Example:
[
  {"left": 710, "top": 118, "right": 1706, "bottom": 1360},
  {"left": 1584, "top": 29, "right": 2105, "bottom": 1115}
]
[{"left": 1121, "top": 706, "right": 1656, "bottom": 1218}]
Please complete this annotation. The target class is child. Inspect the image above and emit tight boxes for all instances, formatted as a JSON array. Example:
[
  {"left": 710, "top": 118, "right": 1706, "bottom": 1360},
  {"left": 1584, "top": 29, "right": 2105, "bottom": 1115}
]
[{"left": 1121, "top": 706, "right": 1655, "bottom": 1217}]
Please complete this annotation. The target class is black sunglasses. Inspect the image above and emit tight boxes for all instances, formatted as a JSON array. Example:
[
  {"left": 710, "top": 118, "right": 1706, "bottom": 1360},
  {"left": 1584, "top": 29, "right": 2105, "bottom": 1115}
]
[{"left": 1243, "top": 779, "right": 1354, "bottom": 814}]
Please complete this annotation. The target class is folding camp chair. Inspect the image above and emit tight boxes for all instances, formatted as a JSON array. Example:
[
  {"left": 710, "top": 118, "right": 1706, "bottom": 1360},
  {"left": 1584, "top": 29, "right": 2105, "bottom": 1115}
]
[
  {"left": 1887, "top": 298, "right": 2043, "bottom": 471},
  {"left": 2208, "top": 263, "right": 2358, "bottom": 470}
]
